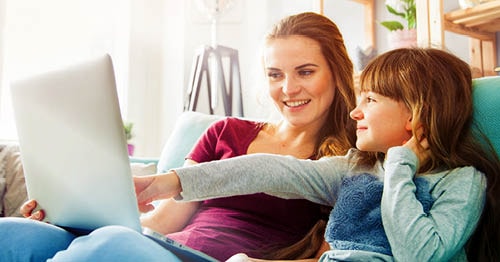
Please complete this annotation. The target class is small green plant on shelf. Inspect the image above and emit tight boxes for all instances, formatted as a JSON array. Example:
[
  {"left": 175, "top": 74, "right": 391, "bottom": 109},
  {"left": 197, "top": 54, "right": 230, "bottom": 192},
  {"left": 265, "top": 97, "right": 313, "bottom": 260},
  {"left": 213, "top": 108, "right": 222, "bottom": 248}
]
[
  {"left": 380, "top": 0, "right": 416, "bottom": 31},
  {"left": 124, "top": 121, "right": 135, "bottom": 156},
  {"left": 124, "top": 122, "right": 134, "bottom": 141}
]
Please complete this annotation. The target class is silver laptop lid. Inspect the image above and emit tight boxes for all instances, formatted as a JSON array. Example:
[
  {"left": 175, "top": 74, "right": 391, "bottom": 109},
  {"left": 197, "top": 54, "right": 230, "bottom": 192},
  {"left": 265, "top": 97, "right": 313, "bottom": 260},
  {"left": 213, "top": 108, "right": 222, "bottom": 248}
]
[{"left": 10, "top": 54, "right": 141, "bottom": 232}]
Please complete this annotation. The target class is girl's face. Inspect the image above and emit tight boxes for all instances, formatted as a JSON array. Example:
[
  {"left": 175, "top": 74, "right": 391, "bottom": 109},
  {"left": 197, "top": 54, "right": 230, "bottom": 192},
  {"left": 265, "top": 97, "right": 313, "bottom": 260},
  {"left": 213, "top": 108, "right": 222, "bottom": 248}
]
[
  {"left": 350, "top": 91, "right": 413, "bottom": 153},
  {"left": 264, "top": 36, "right": 335, "bottom": 128}
]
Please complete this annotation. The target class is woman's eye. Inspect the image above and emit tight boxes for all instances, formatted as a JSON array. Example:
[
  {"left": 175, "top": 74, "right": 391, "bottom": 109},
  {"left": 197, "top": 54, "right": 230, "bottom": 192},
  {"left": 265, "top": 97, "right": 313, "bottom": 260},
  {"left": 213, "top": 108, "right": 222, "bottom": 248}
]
[
  {"left": 267, "top": 72, "right": 282, "bottom": 80},
  {"left": 298, "top": 70, "right": 314, "bottom": 76}
]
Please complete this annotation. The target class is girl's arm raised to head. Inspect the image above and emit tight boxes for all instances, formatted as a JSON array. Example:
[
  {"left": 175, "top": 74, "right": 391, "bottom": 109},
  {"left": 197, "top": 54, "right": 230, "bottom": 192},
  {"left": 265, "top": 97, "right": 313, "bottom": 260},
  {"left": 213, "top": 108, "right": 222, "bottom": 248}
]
[
  {"left": 172, "top": 151, "right": 357, "bottom": 206},
  {"left": 381, "top": 146, "right": 486, "bottom": 261}
]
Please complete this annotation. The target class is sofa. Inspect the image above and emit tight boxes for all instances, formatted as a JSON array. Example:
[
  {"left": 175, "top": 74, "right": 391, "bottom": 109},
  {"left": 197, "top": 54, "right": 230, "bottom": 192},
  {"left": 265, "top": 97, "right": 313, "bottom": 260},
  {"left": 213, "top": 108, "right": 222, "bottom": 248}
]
[
  {"left": 0, "top": 143, "right": 25, "bottom": 217},
  {"left": 1, "top": 76, "right": 499, "bottom": 218}
]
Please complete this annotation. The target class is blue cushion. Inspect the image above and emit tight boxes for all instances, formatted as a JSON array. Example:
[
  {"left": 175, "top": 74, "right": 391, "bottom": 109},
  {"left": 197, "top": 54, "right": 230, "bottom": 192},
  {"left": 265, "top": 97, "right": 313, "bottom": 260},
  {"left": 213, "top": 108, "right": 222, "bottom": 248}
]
[
  {"left": 129, "top": 156, "right": 159, "bottom": 165},
  {"left": 156, "top": 111, "right": 223, "bottom": 173},
  {"left": 472, "top": 76, "right": 500, "bottom": 155}
]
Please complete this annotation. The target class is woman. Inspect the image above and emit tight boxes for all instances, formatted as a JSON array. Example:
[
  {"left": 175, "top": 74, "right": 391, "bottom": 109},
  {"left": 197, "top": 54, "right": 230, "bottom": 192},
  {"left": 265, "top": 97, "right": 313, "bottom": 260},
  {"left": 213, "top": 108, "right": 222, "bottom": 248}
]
[
  {"left": 0, "top": 12, "right": 357, "bottom": 261},
  {"left": 141, "top": 11, "right": 355, "bottom": 259}
]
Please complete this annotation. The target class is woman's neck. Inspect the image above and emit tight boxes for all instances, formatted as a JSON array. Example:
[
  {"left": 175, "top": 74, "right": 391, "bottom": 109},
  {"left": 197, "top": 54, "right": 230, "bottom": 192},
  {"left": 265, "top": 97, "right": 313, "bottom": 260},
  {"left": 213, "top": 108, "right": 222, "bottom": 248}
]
[
  {"left": 271, "top": 120, "right": 320, "bottom": 146},
  {"left": 247, "top": 121, "right": 320, "bottom": 159}
]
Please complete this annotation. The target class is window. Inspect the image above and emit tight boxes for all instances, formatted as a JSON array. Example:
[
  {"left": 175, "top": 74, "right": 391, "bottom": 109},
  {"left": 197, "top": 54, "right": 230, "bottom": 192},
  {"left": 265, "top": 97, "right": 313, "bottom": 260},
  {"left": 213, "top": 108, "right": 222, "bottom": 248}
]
[{"left": 0, "top": 0, "right": 130, "bottom": 139}]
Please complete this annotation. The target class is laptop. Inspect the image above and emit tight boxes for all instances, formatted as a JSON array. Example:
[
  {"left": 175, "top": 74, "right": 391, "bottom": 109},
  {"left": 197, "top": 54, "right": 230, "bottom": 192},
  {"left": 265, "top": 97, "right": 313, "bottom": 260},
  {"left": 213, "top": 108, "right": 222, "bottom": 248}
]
[{"left": 10, "top": 54, "right": 217, "bottom": 262}]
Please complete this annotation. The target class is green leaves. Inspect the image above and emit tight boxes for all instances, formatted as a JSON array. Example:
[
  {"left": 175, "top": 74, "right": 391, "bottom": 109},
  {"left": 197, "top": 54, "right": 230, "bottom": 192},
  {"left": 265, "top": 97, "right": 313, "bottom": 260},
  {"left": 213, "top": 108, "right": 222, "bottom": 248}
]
[
  {"left": 381, "top": 21, "right": 404, "bottom": 31},
  {"left": 386, "top": 4, "right": 405, "bottom": 18},
  {"left": 124, "top": 122, "right": 134, "bottom": 141},
  {"left": 406, "top": 4, "right": 416, "bottom": 29},
  {"left": 380, "top": 0, "right": 416, "bottom": 32}
]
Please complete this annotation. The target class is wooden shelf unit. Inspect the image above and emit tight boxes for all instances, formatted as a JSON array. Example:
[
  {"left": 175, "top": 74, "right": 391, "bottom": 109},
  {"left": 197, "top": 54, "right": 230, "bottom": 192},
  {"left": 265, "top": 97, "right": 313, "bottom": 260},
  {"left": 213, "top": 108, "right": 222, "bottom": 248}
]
[
  {"left": 444, "top": 1, "right": 500, "bottom": 41},
  {"left": 417, "top": 0, "right": 499, "bottom": 77}
]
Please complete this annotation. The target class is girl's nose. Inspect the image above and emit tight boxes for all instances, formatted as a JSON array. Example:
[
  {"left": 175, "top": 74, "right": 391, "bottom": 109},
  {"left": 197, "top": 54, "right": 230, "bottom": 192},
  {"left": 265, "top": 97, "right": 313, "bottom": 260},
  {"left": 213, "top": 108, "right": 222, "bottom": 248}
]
[{"left": 350, "top": 106, "right": 362, "bottom": 120}]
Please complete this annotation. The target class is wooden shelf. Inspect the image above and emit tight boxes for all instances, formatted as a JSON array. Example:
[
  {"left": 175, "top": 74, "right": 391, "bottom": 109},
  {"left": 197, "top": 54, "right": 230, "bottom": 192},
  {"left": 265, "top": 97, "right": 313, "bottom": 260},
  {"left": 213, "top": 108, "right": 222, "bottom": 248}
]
[
  {"left": 418, "top": 0, "right": 498, "bottom": 77},
  {"left": 444, "top": 1, "right": 500, "bottom": 41}
]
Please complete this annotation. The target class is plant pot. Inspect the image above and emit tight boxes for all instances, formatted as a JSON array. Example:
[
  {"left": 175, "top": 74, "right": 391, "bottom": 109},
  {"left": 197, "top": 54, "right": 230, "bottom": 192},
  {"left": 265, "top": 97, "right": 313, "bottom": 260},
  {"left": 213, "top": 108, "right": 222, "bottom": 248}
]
[
  {"left": 127, "top": 144, "right": 135, "bottom": 156},
  {"left": 388, "top": 28, "right": 417, "bottom": 50}
]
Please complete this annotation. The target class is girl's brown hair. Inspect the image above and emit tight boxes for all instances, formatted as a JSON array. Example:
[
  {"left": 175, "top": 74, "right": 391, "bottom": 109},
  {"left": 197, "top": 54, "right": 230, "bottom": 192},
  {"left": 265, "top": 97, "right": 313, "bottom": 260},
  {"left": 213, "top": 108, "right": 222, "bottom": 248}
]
[
  {"left": 262, "top": 12, "right": 356, "bottom": 259},
  {"left": 359, "top": 48, "right": 500, "bottom": 261}
]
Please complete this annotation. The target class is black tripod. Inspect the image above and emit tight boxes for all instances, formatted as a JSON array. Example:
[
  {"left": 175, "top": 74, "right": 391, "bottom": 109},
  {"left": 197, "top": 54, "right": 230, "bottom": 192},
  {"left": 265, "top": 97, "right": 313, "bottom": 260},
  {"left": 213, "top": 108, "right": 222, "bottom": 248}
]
[{"left": 184, "top": 45, "right": 244, "bottom": 117}]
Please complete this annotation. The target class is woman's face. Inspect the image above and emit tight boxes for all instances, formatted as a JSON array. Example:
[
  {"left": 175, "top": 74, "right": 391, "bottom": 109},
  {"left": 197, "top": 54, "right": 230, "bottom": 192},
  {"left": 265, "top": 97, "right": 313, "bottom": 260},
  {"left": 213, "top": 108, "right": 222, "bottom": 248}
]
[
  {"left": 264, "top": 35, "right": 335, "bottom": 128},
  {"left": 350, "top": 91, "right": 413, "bottom": 153}
]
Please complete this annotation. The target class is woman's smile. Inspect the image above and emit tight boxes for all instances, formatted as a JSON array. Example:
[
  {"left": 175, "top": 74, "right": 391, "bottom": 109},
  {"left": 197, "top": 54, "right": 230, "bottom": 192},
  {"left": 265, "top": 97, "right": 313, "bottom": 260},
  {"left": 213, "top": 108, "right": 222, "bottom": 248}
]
[{"left": 283, "top": 99, "right": 311, "bottom": 108}]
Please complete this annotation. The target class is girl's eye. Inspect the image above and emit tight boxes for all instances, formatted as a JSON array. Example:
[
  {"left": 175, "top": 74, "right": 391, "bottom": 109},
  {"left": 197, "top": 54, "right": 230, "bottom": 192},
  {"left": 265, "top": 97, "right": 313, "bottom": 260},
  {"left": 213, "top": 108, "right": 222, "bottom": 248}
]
[{"left": 366, "top": 96, "right": 376, "bottom": 103}]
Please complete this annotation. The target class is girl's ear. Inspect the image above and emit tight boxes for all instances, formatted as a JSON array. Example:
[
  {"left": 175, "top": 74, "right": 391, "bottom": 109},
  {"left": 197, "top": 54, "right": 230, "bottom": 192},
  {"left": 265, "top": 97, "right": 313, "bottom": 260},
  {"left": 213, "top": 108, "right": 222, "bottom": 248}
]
[{"left": 405, "top": 115, "right": 413, "bottom": 132}]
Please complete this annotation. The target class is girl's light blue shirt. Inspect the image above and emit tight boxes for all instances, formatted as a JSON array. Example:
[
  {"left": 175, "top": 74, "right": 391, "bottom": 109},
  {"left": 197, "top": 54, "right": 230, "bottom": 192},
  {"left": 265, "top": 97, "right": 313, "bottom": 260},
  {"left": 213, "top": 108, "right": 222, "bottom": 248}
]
[{"left": 174, "top": 147, "right": 486, "bottom": 261}]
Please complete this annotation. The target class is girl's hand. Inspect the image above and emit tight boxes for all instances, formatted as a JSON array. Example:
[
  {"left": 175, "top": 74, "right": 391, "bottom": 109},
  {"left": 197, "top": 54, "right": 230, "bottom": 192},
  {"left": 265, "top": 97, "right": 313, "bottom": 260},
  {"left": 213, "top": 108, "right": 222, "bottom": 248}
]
[
  {"left": 20, "top": 199, "right": 45, "bottom": 221},
  {"left": 403, "top": 128, "right": 431, "bottom": 168},
  {"left": 134, "top": 171, "right": 182, "bottom": 213}
]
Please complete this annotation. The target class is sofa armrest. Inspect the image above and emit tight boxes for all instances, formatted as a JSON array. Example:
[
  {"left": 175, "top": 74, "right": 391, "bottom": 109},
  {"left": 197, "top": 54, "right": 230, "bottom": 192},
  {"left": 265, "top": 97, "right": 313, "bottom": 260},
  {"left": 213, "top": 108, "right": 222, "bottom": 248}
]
[
  {"left": 472, "top": 76, "right": 500, "bottom": 155},
  {"left": 129, "top": 157, "right": 159, "bottom": 166},
  {"left": 129, "top": 157, "right": 159, "bottom": 177}
]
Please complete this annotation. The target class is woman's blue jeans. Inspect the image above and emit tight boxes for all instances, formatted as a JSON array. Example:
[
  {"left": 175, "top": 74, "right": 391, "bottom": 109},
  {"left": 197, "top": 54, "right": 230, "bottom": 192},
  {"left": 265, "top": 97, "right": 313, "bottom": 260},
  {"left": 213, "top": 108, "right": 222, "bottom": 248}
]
[{"left": 0, "top": 217, "right": 180, "bottom": 262}]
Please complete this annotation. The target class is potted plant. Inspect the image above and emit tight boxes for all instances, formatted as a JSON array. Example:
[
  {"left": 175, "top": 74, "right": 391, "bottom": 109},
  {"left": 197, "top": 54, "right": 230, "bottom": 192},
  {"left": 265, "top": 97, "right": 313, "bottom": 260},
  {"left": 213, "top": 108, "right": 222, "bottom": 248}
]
[
  {"left": 380, "top": 0, "right": 417, "bottom": 49},
  {"left": 124, "top": 121, "right": 135, "bottom": 156}
]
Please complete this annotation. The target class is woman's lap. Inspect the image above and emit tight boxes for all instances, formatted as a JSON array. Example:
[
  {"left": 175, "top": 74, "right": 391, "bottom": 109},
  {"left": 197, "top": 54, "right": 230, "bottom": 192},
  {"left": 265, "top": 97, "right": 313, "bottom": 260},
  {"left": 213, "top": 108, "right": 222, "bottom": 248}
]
[
  {"left": 0, "top": 218, "right": 180, "bottom": 262},
  {"left": 0, "top": 217, "right": 77, "bottom": 261},
  {"left": 50, "top": 225, "right": 181, "bottom": 262}
]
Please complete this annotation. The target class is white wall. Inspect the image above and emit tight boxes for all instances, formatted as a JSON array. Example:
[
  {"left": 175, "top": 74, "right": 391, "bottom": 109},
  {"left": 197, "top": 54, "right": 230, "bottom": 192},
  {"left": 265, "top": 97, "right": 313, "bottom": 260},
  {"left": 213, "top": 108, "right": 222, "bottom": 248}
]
[
  {"left": 127, "top": 0, "right": 173, "bottom": 158},
  {"left": 0, "top": 0, "right": 6, "bottom": 112},
  {"left": 0, "top": 0, "right": 130, "bottom": 140}
]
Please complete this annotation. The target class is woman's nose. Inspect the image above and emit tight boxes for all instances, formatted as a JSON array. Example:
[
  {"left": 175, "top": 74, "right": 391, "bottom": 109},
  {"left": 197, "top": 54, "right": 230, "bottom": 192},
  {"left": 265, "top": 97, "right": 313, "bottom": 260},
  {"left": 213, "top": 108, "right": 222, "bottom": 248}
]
[{"left": 282, "top": 76, "right": 301, "bottom": 95}]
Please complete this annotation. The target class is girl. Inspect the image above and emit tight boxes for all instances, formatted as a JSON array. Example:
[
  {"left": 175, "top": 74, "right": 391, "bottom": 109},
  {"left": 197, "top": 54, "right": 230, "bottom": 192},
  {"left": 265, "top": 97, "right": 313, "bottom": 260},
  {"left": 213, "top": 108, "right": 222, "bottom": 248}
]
[{"left": 136, "top": 48, "right": 500, "bottom": 261}]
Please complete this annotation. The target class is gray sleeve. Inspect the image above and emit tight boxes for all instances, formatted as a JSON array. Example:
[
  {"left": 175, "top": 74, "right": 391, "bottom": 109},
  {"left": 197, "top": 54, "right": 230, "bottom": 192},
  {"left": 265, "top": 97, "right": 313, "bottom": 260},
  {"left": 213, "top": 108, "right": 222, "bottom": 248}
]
[
  {"left": 173, "top": 152, "right": 354, "bottom": 206},
  {"left": 381, "top": 146, "right": 486, "bottom": 261}
]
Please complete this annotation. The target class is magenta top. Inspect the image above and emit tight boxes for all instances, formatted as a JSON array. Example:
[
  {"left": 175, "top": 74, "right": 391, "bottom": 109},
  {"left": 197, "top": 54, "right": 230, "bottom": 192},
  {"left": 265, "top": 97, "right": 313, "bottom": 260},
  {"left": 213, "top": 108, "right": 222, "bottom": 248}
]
[{"left": 167, "top": 117, "right": 325, "bottom": 261}]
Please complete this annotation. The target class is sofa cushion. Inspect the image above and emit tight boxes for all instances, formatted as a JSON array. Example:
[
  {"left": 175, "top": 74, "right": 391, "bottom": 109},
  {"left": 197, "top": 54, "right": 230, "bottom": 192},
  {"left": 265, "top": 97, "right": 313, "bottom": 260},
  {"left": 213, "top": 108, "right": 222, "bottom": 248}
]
[
  {"left": 0, "top": 143, "right": 27, "bottom": 217},
  {"left": 472, "top": 76, "right": 500, "bottom": 155},
  {"left": 157, "top": 111, "right": 223, "bottom": 173},
  {"left": 130, "top": 162, "right": 157, "bottom": 176}
]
